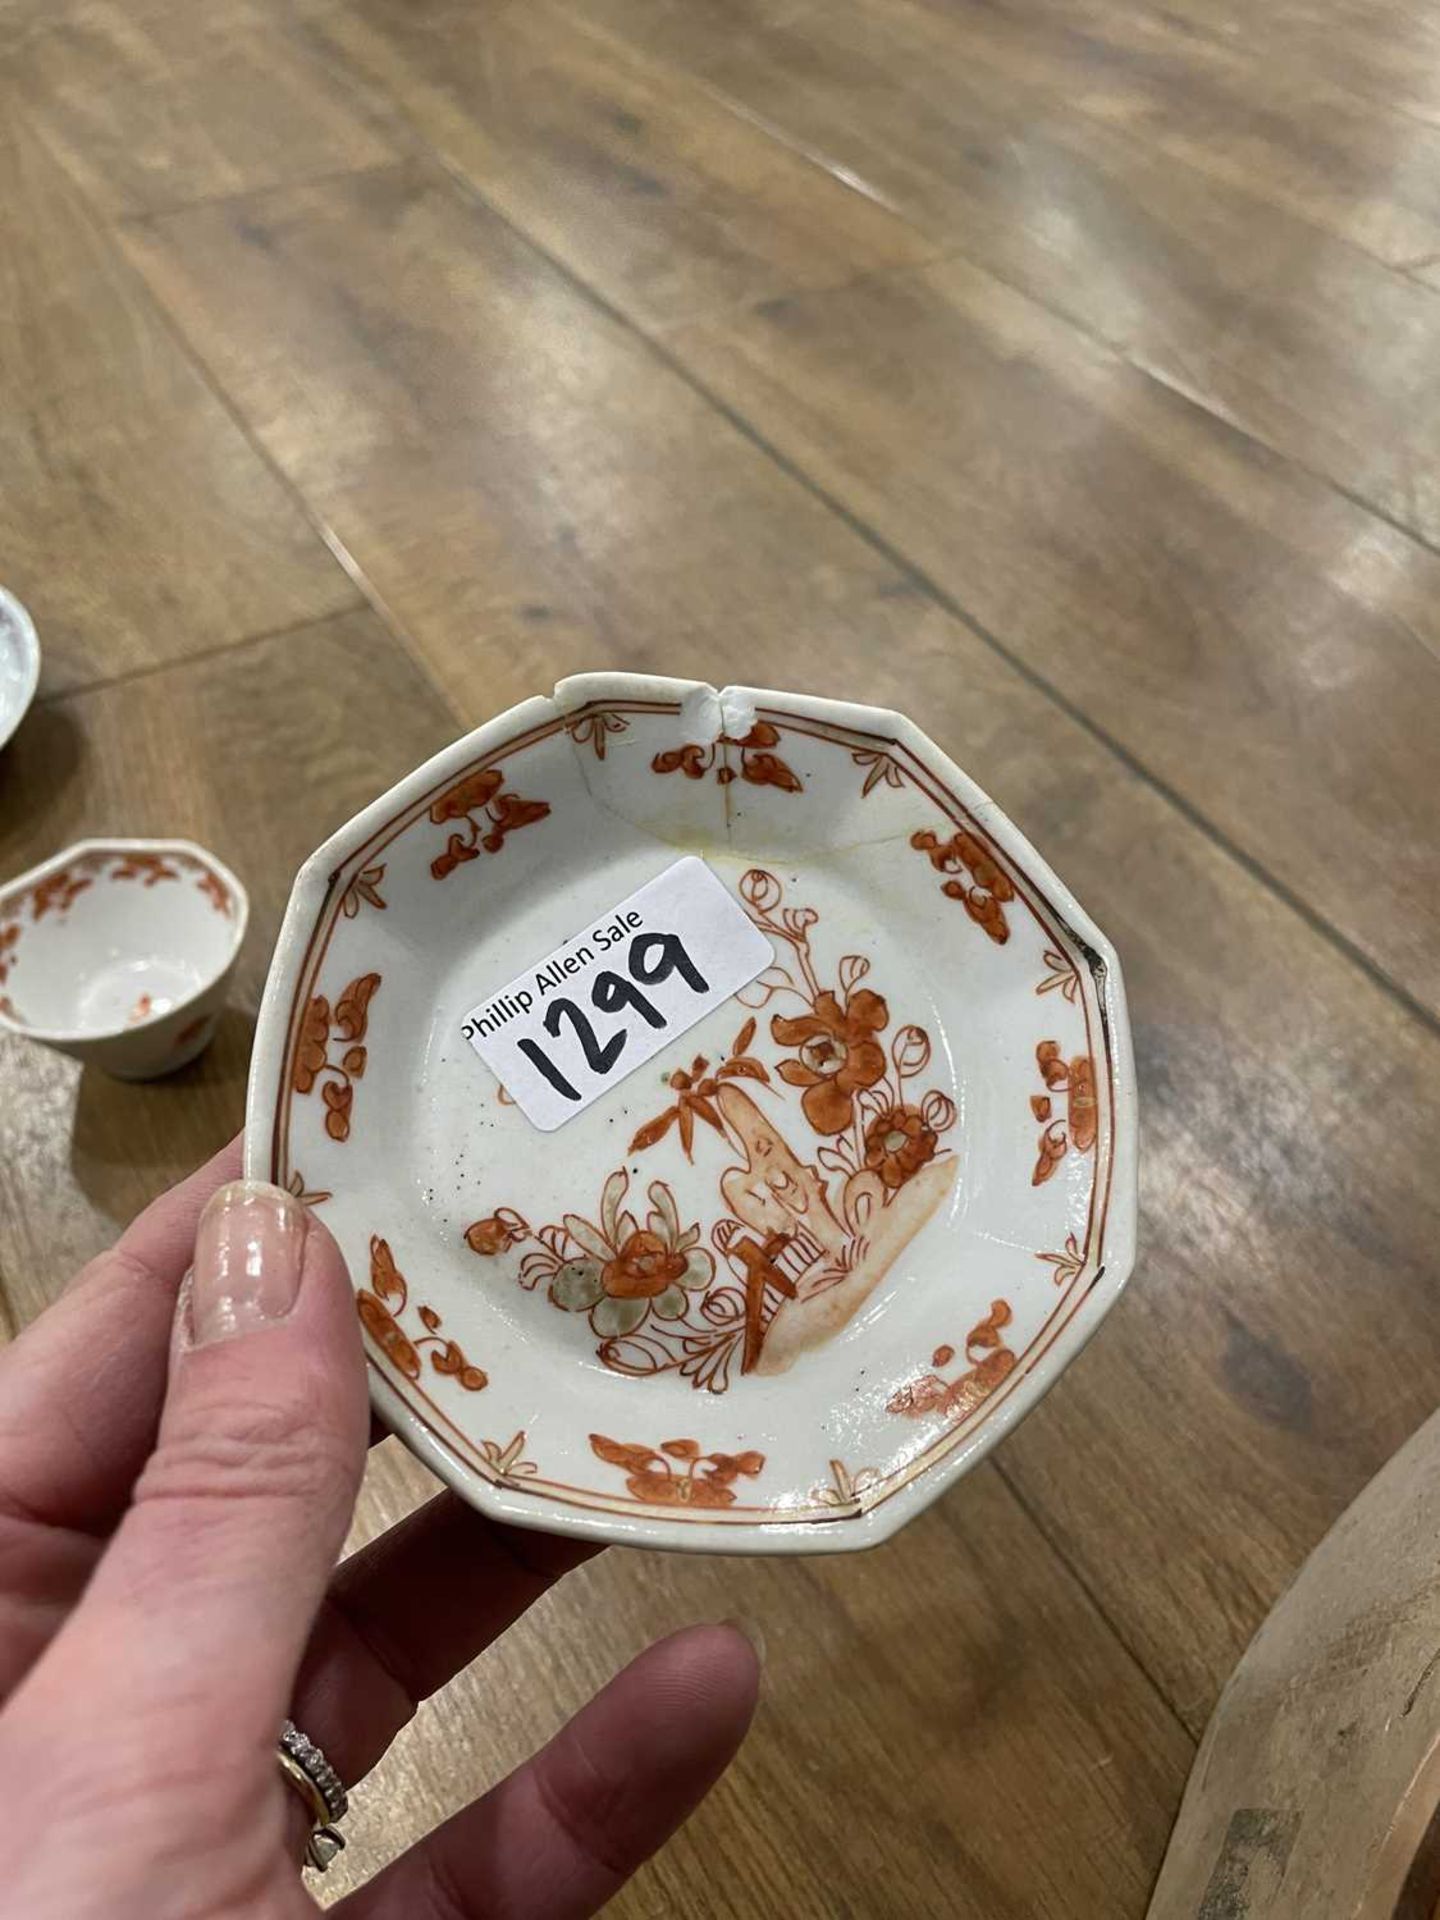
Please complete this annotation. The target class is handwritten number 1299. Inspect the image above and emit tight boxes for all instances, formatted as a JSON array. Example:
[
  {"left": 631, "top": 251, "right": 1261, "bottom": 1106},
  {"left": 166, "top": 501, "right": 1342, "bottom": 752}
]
[{"left": 516, "top": 932, "right": 708, "bottom": 1103}]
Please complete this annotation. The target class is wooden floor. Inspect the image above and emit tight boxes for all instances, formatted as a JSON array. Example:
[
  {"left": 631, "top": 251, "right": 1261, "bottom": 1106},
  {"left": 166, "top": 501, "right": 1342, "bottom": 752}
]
[{"left": 2, "top": 0, "right": 1438, "bottom": 1911}]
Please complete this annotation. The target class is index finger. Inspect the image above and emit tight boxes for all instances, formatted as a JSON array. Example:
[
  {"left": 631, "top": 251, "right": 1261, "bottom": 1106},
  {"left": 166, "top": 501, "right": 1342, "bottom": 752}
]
[{"left": 0, "top": 1136, "right": 242, "bottom": 1532}]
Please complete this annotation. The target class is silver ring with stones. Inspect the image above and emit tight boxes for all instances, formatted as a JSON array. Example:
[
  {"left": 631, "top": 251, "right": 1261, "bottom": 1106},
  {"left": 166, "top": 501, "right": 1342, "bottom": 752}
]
[{"left": 277, "top": 1718, "right": 349, "bottom": 1872}]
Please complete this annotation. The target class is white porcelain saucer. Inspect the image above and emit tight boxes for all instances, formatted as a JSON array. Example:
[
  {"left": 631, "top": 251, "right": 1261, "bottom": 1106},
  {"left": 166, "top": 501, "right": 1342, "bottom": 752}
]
[{"left": 246, "top": 675, "right": 1137, "bottom": 1553}]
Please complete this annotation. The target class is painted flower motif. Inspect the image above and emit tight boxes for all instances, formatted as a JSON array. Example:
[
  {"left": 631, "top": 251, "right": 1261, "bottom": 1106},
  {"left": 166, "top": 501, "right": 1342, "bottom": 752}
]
[
  {"left": 293, "top": 995, "right": 332, "bottom": 1096},
  {"left": 1032, "top": 1042, "right": 1098, "bottom": 1184},
  {"left": 887, "top": 1300, "right": 1016, "bottom": 1421},
  {"left": 772, "top": 987, "right": 888, "bottom": 1135},
  {"left": 430, "top": 767, "right": 504, "bottom": 825},
  {"left": 484, "top": 791, "right": 552, "bottom": 848},
  {"left": 464, "top": 1209, "right": 527, "bottom": 1255},
  {"left": 652, "top": 741, "right": 709, "bottom": 780},
  {"left": 342, "top": 863, "right": 387, "bottom": 917},
  {"left": 603, "top": 1229, "right": 689, "bottom": 1300},
  {"left": 863, "top": 1104, "right": 938, "bottom": 1189},
  {"left": 360, "top": 1237, "right": 486, "bottom": 1390},
  {"left": 557, "top": 1239, "right": 714, "bottom": 1340},
  {"left": 650, "top": 722, "right": 801, "bottom": 792},
  {"left": 31, "top": 867, "right": 91, "bottom": 921},
  {"left": 290, "top": 974, "right": 380, "bottom": 1141},
  {"left": 195, "top": 869, "right": 232, "bottom": 915},
  {"left": 357, "top": 1289, "right": 421, "bottom": 1381},
  {"left": 429, "top": 765, "right": 551, "bottom": 877},
  {"left": 546, "top": 1180, "right": 716, "bottom": 1341},
  {"left": 589, "top": 1434, "right": 766, "bottom": 1508},
  {"left": 736, "top": 722, "right": 802, "bottom": 793}
]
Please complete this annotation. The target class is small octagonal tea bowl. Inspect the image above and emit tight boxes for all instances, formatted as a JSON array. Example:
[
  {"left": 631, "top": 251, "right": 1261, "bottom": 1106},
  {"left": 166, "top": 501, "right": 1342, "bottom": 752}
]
[{"left": 0, "top": 838, "right": 248, "bottom": 1079}]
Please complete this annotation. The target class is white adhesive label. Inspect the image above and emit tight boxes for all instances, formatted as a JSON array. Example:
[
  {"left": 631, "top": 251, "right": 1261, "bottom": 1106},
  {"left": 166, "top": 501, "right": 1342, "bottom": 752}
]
[{"left": 460, "top": 858, "right": 773, "bottom": 1132}]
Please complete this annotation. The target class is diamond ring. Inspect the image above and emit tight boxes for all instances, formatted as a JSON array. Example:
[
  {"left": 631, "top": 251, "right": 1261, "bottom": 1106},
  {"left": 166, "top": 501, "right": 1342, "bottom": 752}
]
[{"left": 276, "top": 1718, "right": 349, "bottom": 1872}]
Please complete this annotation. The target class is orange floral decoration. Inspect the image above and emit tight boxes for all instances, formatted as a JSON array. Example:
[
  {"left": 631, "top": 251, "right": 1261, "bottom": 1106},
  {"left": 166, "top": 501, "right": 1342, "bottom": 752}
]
[
  {"left": 358, "top": 1237, "right": 421, "bottom": 1380},
  {"left": 291, "top": 973, "right": 380, "bottom": 1142},
  {"left": 195, "top": 869, "right": 232, "bottom": 915},
  {"left": 359, "top": 1236, "right": 487, "bottom": 1390},
  {"left": 771, "top": 987, "right": 888, "bottom": 1135},
  {"left": 651, "top": 721, "right": 801, "bottom": 792},
  {"left": 1031, "top": 1041, "right": 1098, "bottom": 1185},
  {"left": 602, "top": 1230, "right": 688, "bottom": 1300},
  {"left": 737, "top": 722, "right": 802, "bottom": 793},
  {"left": 31, "top": 867, "right": 91, "bottom": 921},
  {"left": 651, "top": 742, "right": 708, "bottom": 781},
  {"left": 111, "top": 852, "right": 179, "bottom": 885},
  {"left": 429, "top": 765, "right": 551, "bottom": 879},
  {"left": 464, "top": 1209, "right": 527, "bottom": 1255},
  {"left": 589, "top": 1434, "right": 765, "bottom": 1508},
  {"left": 910, "top": 826, "right": 1013, "bottom": 943},
  {"left": 293, "top": 996, "right": 332, "bottom": 1096},
  {"left": 431, "top": 767, "right": 503, "bottom": 824},
  {"left": 888, "top": 1301, "right": 1017, "bottom": 1422},
  {"left": 863, "top": 1104, "right": 938, "bottom": 1189}
]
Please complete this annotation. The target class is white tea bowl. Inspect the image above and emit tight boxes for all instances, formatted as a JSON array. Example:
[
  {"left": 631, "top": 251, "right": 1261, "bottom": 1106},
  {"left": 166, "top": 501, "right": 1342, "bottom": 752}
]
[
  {"left": 0, "top": 838, "right": 248, "bottom": 1079},
  {"left": 0, "top": 586, "right": 40, "bottom": 753}
]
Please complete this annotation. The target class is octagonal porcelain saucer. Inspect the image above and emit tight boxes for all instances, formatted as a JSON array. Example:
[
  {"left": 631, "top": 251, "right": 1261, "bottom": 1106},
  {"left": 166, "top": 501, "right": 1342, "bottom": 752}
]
[{"left": 246, "top": 674, "right": 1136, "bottom": 1553}]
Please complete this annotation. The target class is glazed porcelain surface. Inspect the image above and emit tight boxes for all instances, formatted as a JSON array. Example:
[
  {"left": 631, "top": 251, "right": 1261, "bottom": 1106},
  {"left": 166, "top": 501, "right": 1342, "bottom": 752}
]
[
  {"left": 0, "top": 838, "right": 248, "bottom": 1079},
  {"left": 0, "top": 587, "right": 40, "bottom": 753},
  {"left": 246, "top": 676, "right": 1136, "bottom": 1552}
]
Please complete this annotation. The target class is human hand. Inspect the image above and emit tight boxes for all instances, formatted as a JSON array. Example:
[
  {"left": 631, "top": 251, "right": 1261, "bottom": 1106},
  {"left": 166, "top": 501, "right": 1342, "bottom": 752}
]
[{"left": 0, "top": 1140, "right": 760, "bottom": 1918}]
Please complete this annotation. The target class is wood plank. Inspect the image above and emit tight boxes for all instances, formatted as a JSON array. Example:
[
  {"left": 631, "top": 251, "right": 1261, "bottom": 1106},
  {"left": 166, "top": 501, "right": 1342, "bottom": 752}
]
[
  {"left": 121, "top": 157, "right": 942, "bottom": 719},
  {"left": 314, "top": 1445, "right": 1193, "bottom": 1917},
  {"left": 119, "top": 152, "right": 1440, "bottom": 1728},
  {"left": 1105, "top": 0, "right": 1440, "bottom": 134},
  {"left": 0, "top": 113, "right": 359, "bottom": 695},
  {"left": 298, "top": 0, "right": 933, "bottom": 329},
  {"left": 1148, "top": 1407, "right": 1440, "bottom": 1916},
  {"left": 579, "top": 0, "right": 1440, "bottom": 265},
  {"left": 896, "top": 0, "right": 1440, "bottom": 267},
  {"left": 664, "top": 254, "right": 1440, "bottom": 1019},
  {"left": 8, "top": 0, "right": 403, "bottom": 217},
  {"left": 0, "top": 608, "right": 455, "bottom": 1323},
  {"left": 568, "top": 0, "right": 1440, "bottom": 551}
]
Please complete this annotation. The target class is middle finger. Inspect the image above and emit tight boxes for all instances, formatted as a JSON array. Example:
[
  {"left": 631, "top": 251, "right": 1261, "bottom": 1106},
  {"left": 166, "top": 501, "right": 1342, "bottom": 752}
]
[{"left": 293, "top": 1488, "right": 597, "bottom": 1787}]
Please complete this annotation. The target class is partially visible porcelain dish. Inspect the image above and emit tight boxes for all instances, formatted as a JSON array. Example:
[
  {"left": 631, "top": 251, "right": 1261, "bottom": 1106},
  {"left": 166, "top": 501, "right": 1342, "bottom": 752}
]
[
  {"left": 0, "top": 586, "right": 40, "bottom": 752},
  {"left": 247, "top": 675, "right": 1136, "bottom": 1552},
  {"left": 0, "top": 838, "right": 247, "bottom": 1079}
]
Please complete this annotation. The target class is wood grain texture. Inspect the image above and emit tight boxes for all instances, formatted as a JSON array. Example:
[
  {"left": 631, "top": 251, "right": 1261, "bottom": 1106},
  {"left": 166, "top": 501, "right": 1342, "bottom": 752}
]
[
  {"left": 666, "top": 257, "right": 1440, "bottom": 1016},
  {"left": 298, "top": 0, "right": 933, "bottom": 329},
  {"left": 1098, "top": 0, "right": 1440, "bottom": 134},
  {"left": 896, "top": 0, "right": 1440, "bottom": 266},
  {"left": 572, "top": 0, "right": 1440, "bottom": 550},
  {"left": 579, "top": 0, "right": 1440, "bottom": 268},
  {"left": 0, "top": 112, "right": 358, "bottom": 695},
  {"left": 318, "top": 1448, "right": 1190, "bottom": 1915},
  {"left": 8, "top": 0, "right": 403, "bottom": 216},
  {"left": 1148, "top": 1408, "right": 1440, "bottom": 1916},
  {"left": 5, "top": 0, "right": 1440, "bottom": 1909},
  {"left": 121, "top": 158, "right": 941, "bottom": 716}
]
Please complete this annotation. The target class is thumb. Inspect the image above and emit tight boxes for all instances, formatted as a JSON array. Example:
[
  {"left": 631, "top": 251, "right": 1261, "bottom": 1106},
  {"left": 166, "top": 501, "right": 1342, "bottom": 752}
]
[{"left": 13, "top": 1181, "right": 368, "bottom": 1768}]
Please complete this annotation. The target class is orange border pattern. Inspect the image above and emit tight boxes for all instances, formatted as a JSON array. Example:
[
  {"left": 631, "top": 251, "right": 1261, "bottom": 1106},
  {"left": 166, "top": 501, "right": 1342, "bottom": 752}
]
[{"left": 267, "top": 700, "right": 1118, "bottom": 1528}]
